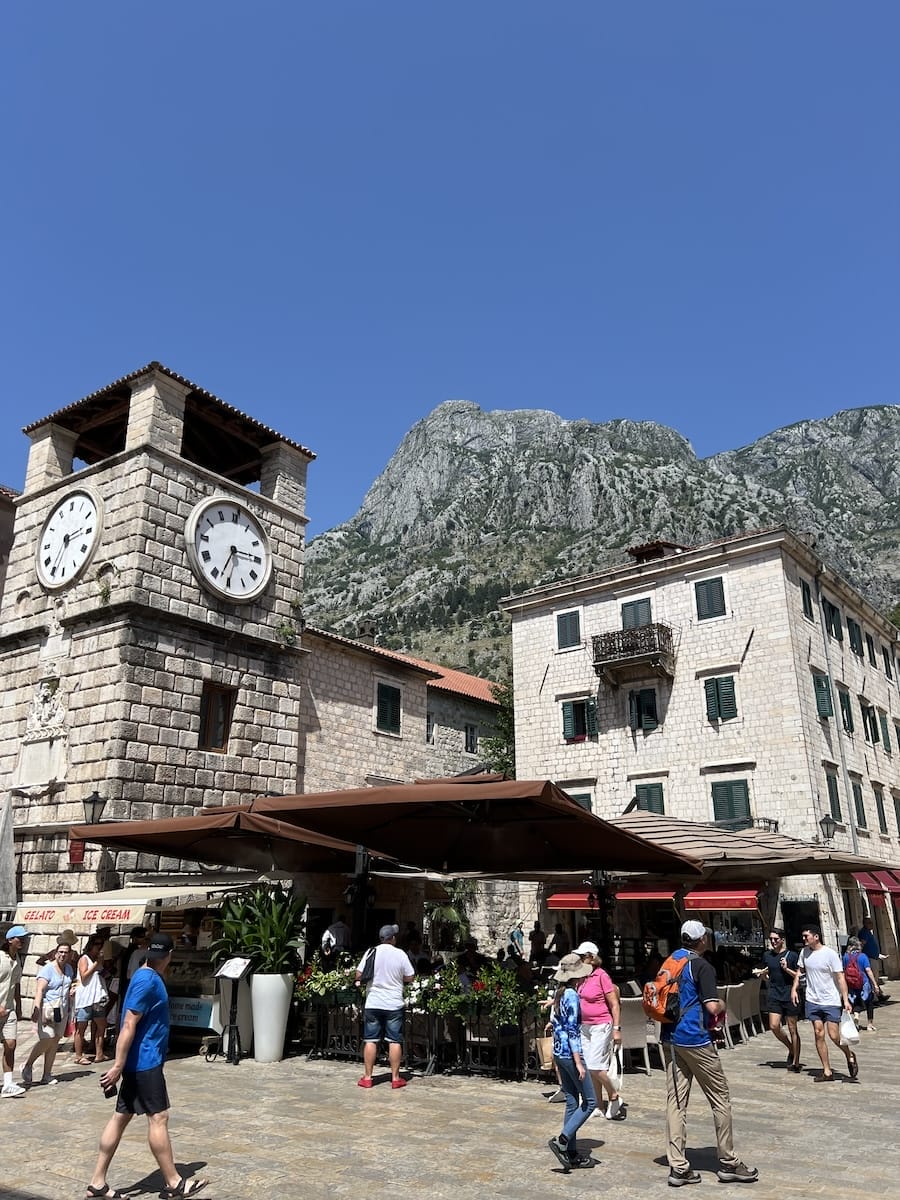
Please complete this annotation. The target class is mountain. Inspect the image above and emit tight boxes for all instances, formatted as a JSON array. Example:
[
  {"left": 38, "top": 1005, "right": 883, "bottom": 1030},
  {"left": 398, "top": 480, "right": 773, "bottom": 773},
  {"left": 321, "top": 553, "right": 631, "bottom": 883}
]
[{"left": 303, "top": 402, "right": 900, "bottom": 678}]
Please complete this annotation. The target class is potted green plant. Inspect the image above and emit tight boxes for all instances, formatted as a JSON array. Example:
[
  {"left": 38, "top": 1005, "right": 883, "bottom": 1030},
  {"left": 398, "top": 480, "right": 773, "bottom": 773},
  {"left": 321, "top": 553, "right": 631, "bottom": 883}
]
[{"left": 212, "top": 883, "right": 306, "bottom": 1062}]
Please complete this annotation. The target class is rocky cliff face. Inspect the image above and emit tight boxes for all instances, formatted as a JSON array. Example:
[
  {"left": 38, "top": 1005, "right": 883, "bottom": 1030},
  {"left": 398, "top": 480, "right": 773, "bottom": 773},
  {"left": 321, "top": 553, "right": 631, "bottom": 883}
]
[{"left": 304, "top": 402, "right": 900, "bottom": 678}]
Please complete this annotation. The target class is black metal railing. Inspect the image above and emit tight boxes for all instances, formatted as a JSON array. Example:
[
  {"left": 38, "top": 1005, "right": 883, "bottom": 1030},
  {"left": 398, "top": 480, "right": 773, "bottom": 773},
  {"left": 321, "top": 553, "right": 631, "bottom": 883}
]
[{"left": 592, "top": 623, "right": 675, "bottom": 667}]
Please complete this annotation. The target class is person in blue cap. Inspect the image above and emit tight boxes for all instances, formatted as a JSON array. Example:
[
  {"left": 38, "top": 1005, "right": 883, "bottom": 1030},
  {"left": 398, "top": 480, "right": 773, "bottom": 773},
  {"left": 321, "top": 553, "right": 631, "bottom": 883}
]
[{"left": 1, "top": 925, "right": 29, "bottom": 1098}]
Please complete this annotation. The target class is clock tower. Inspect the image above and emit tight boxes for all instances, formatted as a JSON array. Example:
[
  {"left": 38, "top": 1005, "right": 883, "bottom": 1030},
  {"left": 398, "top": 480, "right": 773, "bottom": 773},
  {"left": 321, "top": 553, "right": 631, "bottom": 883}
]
[{"left": 0, "top": 363, "right": 314, "bottom": 897}]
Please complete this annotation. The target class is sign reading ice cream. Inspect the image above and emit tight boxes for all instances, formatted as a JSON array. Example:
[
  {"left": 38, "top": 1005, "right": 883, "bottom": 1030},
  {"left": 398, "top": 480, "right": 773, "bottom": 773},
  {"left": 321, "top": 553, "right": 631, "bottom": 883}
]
[{"left": 13, "top": 899, "right": 148, "bottom": 930}]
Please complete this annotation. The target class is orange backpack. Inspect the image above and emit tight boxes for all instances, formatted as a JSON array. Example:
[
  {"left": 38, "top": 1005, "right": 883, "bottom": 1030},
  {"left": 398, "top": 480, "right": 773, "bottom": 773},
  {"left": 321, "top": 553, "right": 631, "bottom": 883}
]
[{"left": 642, "top": 952, "right": 696, "bottom": 1024}]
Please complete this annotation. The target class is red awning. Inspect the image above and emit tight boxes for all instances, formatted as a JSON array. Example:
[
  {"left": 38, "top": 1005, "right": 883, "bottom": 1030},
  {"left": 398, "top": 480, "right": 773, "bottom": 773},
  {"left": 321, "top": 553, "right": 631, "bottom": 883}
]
[
  {"left": 615, "top": 887, "right": 676, "bottom": 903},
  {"left": 853, "top": 871, "right": 883, "bottom": 892},
  {"left": 683, "top": 887, "right": 759, "bottom": 911},
  {"left": 873, "top": 871, "right": 900, "bottom": 896},
  {"left": 547, "top": 891, "right": 595, "bottom": 911}
]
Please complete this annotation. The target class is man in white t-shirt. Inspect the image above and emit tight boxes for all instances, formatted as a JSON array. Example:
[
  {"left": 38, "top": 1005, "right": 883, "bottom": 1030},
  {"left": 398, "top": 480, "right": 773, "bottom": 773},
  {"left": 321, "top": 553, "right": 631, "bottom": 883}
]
[
  {"left": 355, "top": 923, "right": 415, "bottom": 1090},
  {"left": 790, "top": 925, "right": 857, "bottom": 1083}
]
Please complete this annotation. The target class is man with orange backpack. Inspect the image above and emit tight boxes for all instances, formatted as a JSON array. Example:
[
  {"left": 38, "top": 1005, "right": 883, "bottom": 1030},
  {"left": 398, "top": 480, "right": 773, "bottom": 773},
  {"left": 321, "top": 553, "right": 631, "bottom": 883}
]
[{"left": 657, "top": 921, "right": 758, "bottom": 1188}]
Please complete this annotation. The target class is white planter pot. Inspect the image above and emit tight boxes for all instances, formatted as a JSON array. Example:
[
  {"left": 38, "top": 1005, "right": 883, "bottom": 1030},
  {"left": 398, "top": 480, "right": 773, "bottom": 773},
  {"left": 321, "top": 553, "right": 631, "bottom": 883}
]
[
  {"left": 218, "top": 976, "right": 253, "bottom": 1059},
  {"left": 251, "top": 972, "right": 293, "bottom": 1062}
]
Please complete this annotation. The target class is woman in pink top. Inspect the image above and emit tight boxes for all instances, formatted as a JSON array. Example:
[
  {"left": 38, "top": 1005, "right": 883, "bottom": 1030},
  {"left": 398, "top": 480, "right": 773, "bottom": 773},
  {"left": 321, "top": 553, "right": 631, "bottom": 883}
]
[{"left": 574, "top": 940, "right": 624, "bottom": 1120}]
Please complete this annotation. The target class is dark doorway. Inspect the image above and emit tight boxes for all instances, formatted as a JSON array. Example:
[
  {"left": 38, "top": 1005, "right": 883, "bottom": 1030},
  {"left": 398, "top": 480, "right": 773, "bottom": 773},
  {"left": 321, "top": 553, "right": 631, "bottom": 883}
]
[{"left": 781, "top": 899, "right": 821, "bottom": 952}]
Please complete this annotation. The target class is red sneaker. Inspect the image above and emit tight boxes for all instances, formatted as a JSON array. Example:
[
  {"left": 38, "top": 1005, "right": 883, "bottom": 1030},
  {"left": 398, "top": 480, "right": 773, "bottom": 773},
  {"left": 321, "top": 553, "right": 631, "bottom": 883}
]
[
  {"left": 391, "top": 1077, "right": 408, "bottom": 1089},
  {"left": 358, "top": 1077, "right": 374, "bottom": 1088}
]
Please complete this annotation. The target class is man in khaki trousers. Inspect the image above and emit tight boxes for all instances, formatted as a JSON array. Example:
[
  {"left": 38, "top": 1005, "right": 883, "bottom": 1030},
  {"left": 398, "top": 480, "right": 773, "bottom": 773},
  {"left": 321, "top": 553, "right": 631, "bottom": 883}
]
[{"left": 662, "top": 921, "right": 758, "bottom": 1187}]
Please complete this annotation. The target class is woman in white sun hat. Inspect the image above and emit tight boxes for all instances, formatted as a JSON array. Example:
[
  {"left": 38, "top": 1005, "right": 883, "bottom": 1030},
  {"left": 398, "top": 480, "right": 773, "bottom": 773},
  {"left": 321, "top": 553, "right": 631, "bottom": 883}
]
[{"left": 546, "top": 952, "right": 598, "bottom": 1172}]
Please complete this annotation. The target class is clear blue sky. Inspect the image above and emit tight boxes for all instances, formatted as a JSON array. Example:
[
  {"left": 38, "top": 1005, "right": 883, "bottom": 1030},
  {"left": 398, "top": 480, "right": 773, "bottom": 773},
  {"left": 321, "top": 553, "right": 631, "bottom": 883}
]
[{"left": 3, "top": 4, "right": 898, "bottom": 536}]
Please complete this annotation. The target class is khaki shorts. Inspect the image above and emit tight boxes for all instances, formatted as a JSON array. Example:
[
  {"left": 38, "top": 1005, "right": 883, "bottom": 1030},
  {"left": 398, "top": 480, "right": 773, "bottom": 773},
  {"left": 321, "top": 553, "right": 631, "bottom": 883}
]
[{"left": 1, "top": 1011, "right": 18, "bottom": 1040}]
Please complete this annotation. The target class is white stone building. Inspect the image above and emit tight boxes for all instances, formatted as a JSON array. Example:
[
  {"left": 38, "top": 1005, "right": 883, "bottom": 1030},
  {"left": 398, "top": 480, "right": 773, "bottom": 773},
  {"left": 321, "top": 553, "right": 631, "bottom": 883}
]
[{"left": 502, "top": 527, "right": 900, "bottom": 964}]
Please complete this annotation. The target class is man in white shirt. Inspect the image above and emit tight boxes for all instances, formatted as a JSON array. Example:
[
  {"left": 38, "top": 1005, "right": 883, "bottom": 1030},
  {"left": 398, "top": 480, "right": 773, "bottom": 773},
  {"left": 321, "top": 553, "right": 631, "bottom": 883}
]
[
  {"left": 1, "top": 925, "right": 28, "bottom": 1098},
  {"left": 790, "top": 925, "right": 857, "bottom": 1083},
  {"left": 355, "top": 923, "right": 415, "bottom": 1090}
]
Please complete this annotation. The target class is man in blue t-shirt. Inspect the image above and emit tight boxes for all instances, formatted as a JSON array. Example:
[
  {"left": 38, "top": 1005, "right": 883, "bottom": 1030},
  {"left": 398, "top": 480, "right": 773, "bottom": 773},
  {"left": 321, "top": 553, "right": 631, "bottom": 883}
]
[
  {"left": 662, "top": 921, "right": 758, "bottom": 1188},
  {"left": 86, "top": 932, "right": 208, "bottom": 1199}
]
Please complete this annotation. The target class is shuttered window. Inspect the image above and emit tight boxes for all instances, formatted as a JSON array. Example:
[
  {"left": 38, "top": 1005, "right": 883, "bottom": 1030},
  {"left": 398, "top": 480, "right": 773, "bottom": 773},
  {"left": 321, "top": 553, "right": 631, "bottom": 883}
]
[
  {"left": 852, "top": 779, "right": 866, "bottom": 828},
  {"left": 628, "top": 688, "right": 659, "bottom": 732},
  {"left": 635, "top": 782, "right": 665, "bottom": 814},
  {"left": 883, "top": 646, "right": 894, "bottom": 680},
  {"left": 704, "top": 676, "right": 738, "bottom": 722},
  {"left": 621, "top": 598, "right": 652, "bottom": 630},
  {"left": 376, "top": 682, "right": 402, "bottom": 734},
  {"left": 695, "top": 577, "right": 726, "bottom": 620},
  {"left": 801, "top": 579, "right": 814, "bottom": 620},
  {"left": 562, "top": 698, "right": 598, "bottom": 742},
  {"left": 838, "top": 689, "right": 854, "bottom": 734},
  {"left": 822, "top": 598, "right": 843, "bottom": 640},
  {"left": 711, "top": 780, "right": 751, "bottom": 829},
  {"left": 895, "top": 794, "right": 900, "bottom": 838},
  {"left": 567, "top": 792, "right": 592, "bottom": 811},
  {"left": 866, "top": 633, "right": 877, "bottom": 666},
  {"left": 813, "top": 674, "right": 834, "bottom": 718},
  {"left": 874, "top": 785, "right": 888, "bottom": 835},
  {"left": 826, "top": 773, "right": 842, "bottom": 822},
  {"left": 557, "top": 610, "right": 581, "bottom": 649},
  {"left": 860, "top": 701, "right": 880, "bottom": 744},
  {"left": 879, "top": 711, "right": 891, "bottom": 754},
  {"left": 847, "top": 618, "right": 863, "bottom": 656}
]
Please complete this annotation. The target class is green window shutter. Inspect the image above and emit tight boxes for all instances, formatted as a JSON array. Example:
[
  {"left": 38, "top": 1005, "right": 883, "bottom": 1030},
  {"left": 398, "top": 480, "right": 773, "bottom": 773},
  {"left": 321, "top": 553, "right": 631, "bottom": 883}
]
[
  {"left": 838, "top": 690, "right": 854, "bottom": 733},
  {"left": 376, "top": 683, "right": 401, "bottom": 733},
  {"left": 847, "top": 618, "right": 863, "bottom": 656},
  {"left": 717, "top": 676, "right": 737, "bottom": 721},
  {"left": 640, "top": 688, "right": 658, "bottom": 731},
  {"left": 557, "top": 611, "right": 581, "bottom": 649},
  {"left": 628, "top": 691, "right": 639, "bottom": 731},
  {"left": 852, "top": 780, "right": 866, "bottom": 828},
  {"left": 895, "top": 795, "right": 900, "bottom": 838},
  {"left": 585, "top": 697, "right": 598, "bottom": 736},
  {"left": 704, "top": 678, "right": 720, "bottom": 721},
  {"left": 635, "top": 783, "right": 665, "bottom": 814},
  {"left": 879, "top": 711, "right": 891, "bottom": 753},
  {"left": 826, "top": 774, "right": 842, "bottom": 822},
  {"left": 895, "top": 724, "right": 900, "bottom": 756},
  {"left": 712, "top": 779, "right": 751, "bottom": 827},
  {"left": 875, "top": 786, "right": 888, "bottom": 834},
  {"left": 562, "top": 701, "right": 576, "bottom": 740},
  {"left": 568, "top": 792, "right": 592, "bottom": 811},
  {"left": 695, "top": 577, "right": 726, "bottom": 620},
  {"left": 813, "top": 674, "right": 834, "bottom": 718},
  {"left": 866, "top": 633, "right": 877, "bottom": 666},
  {"left": 622, "top": 598, "right": 652, "bottom": 630},
  {"left": 823, "top": 598, "right": 843, "bottom": 641},
  {"left": 883, "top": 647, "right": 894, "bottom": 679},
  {"left": 867, "top": 704, "right": 880, "bottom": 743},
  {"left": 801, "top": 579, "right": 813, "bottom": 620}
]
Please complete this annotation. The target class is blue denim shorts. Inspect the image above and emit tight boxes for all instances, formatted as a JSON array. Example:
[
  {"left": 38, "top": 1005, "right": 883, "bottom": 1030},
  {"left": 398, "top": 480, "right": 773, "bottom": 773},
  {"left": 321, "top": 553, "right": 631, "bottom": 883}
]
[
  {"left": 806, "top": 1002, "right": 842, "bottom": 1025},
  {"left": 75, "top": 1003, "right": 107, "bottom": 1023},
  {"left": 363, "top": 1008, "right": 405, "bottom": 1044}
]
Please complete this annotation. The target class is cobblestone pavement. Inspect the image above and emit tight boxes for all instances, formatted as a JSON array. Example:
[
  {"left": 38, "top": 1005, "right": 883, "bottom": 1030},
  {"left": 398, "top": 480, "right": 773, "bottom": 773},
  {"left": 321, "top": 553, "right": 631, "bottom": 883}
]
[{"left": 4, "top": 1003, "right": 897, "bottom": 1200}]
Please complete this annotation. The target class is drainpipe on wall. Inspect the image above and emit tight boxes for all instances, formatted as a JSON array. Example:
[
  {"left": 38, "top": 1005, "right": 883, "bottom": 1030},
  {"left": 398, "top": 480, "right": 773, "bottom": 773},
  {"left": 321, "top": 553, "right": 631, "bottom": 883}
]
[{"left": 814, "top": 570, "right": 860, "bottom": 855}]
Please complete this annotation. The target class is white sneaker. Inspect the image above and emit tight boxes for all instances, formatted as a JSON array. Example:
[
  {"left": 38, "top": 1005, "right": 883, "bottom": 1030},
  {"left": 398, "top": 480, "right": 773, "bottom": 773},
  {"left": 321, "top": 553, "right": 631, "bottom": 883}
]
[
  {"left": 39, "top": 1075, "right": 59, "bottom": 1085},
  {"left": 605, "top": 1096, "right": 623, "bottom": 1120},
  {"left": 1, "top": 1082, "right": 26, "bottom": 1098}
]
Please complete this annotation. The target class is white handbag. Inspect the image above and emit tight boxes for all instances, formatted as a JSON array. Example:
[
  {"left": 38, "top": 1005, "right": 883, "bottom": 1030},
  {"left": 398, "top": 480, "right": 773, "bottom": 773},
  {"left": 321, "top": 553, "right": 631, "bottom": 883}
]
[
  {"left": 839, "top": 1010, "right": 860, "bottom": 1046},
  {"left": 607, "top": 1045, "right": 624, "bottom": 1094}
]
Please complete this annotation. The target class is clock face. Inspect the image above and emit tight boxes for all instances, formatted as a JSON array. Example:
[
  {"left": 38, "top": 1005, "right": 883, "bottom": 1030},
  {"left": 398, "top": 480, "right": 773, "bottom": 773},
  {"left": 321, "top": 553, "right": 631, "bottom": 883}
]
[
  {"left": 185, "top": 496, "right": 272, "bottom": 602},
  {"left": 36, "top": 489, "right": 102, "bottom": 589}
]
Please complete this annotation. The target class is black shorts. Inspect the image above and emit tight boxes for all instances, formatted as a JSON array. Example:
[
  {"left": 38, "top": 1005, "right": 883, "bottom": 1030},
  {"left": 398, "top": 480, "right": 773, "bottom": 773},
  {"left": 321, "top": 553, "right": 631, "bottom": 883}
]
[
  {"left": 766, "top": 998, "right": 799, "bottom": 1018},
  {"left": 116, "top": 1065, "right": 170, "bottom": 1116}
]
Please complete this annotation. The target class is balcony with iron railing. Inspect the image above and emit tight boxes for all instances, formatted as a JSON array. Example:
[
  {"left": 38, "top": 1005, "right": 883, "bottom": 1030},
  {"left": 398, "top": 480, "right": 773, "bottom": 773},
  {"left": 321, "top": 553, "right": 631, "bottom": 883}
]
[
  {"left": 710, "top": 816, "right": 780, "bottom": 833},
  {"left": 592, "top": 623, "right": 676, "bottom": 685}
]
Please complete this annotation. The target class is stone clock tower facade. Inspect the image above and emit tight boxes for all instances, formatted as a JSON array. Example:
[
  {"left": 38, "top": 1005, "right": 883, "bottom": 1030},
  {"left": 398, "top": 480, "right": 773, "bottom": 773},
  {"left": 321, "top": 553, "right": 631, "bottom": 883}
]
[{"left": 0, "top": 363, "right": 313, "bottom": 897}]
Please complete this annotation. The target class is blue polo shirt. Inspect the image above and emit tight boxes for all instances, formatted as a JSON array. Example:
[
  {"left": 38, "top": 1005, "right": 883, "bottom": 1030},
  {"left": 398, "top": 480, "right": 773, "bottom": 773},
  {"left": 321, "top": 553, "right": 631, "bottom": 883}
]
[
  {"left": 661, "top": 950, "right": 718, "bottom": 1048},
  {"left": 122, "top": 967, "right": 170, "bottom": 1072}
]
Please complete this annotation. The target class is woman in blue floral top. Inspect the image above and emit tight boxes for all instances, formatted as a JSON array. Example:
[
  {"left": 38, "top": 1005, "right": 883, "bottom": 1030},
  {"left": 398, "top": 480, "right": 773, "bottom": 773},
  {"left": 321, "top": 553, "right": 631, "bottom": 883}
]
[{"left": 546, "top": 952, "right": 598, "bottom": 1171}]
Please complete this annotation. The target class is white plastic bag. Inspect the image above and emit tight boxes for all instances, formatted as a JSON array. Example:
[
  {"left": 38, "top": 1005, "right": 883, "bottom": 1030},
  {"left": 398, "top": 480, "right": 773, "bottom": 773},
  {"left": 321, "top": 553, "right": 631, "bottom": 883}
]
[
  {"left": 607, "top": 1046, "right": 624, "bottom": 1095},
  {"left": 839, "top": 1010, "right": 860, "bottom": 1046}
]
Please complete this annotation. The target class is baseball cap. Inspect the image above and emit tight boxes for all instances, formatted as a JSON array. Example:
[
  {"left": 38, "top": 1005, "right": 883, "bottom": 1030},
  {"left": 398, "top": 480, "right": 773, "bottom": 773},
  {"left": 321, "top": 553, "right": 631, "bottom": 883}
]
[
  {"left": 379, "top": 923, "right": 400, "bottom": 941},
  {"left": 681, "top": 920, "right": 708, "bottom": 942},
  {"left": 573, "top": 940, "right": 599, "bottom": 956},
  {"left": 4, "top": 925, "right": 28, "bottom": 940},
  {"left": 145, "top": 932, "right": 175, "bottom": 960}
]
